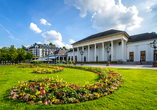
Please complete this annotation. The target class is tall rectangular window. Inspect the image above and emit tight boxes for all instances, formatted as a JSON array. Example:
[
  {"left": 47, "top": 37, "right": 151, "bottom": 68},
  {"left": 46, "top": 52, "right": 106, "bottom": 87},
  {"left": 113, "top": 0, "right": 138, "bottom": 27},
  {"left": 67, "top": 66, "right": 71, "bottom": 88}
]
[
  {"left": 154, "top": 50, "right": 157, "bottom": 61},
  {"left": 129, "top": 52, "right": 134, "bottom": 62},
  {"left": 140, "top": 51, "right": 146, "bottom": 61}
]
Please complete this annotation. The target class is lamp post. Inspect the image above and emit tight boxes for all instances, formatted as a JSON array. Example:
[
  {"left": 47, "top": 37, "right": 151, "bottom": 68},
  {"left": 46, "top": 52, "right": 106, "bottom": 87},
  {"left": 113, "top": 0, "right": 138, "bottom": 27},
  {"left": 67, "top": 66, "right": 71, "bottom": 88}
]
[
  {"left": 150, "top": 40, "right": 157, "bottom": 67},
  {"left": 54, "top": 52, "right": 56, "bottom": 64},
  {"left": 105, "top": 46, "right": 111, "bottom": 66},
  {"left": 80, "top": 50, "right": 84, "bottom": 65},
  {"left": 48, "top": 46, "right": 50, "bottom": 64}
]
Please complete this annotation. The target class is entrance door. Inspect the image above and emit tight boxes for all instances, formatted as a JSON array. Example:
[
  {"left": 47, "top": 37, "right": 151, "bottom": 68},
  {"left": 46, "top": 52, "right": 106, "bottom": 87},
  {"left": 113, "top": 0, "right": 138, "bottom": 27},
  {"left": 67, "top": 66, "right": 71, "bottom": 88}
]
[
  {"left": 154, "top": 50, "right": 157, "bottom": 61},
  {"left": 84, "top": 56, "right": 86, "bottom": 62},
  {"left": 129, "top": 52, "right": 134, "bottom": 62},
  {"left": 96, "top": 56, "right": 98, "bottom": 62},
  {"left": 140, "top": 51, "right": 146, "bottom": 61},
  {"left": 75, "top": 56, "right": 77, "bottom": 62}
]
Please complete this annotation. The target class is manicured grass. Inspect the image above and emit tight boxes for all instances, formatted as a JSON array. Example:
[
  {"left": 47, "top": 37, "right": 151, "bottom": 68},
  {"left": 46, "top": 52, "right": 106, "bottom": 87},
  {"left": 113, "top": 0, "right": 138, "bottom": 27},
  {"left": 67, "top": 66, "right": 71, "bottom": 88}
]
[{"left": 0, "top": 65, "right": 157, "bottom": 110}]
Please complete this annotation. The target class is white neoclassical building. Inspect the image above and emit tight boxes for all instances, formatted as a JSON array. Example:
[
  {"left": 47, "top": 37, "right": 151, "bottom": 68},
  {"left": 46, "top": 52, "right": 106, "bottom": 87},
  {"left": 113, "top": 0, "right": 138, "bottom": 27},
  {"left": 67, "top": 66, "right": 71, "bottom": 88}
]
[{"left": 67, "top": 29, "right": 157, "bottom": 63}]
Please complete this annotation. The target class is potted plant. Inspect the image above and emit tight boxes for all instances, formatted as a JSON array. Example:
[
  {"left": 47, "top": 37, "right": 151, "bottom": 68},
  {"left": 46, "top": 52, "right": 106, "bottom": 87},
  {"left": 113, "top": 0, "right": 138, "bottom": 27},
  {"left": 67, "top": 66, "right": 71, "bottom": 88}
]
[
  {"left": 57, "top": 60, "right": 60, "bottom": 64},
  {"left": 62, "top": 60, "right": 66, "bottom": 64}
]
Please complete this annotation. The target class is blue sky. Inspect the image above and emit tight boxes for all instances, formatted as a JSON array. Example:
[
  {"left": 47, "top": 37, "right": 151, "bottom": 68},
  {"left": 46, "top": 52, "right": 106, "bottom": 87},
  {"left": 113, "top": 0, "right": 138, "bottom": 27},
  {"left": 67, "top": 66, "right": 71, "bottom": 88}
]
[{"left": 0, "top": 0, "right": 157, "bottom": 49}]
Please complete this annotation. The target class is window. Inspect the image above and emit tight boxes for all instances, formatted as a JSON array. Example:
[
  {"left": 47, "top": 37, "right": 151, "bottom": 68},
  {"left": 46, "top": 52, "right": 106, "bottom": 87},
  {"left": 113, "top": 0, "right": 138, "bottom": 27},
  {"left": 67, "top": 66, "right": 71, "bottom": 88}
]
[
  {"left": 119, "top": 42, "right": 121, "bottom": 45},
  {"left": 154, "top": 50, "right": 157, "bottom": 61},
  {"left": 96, "top": 56, "right": 98, "bottom": 62},
  {"left": 140, "top": 51, "right": 146, "bottom": 61},
  {"left": 129, "top": 52, "right": 134, "bottom": 62},
  {"left": 84, "top": 56, "right": 86, "bottom": 62},
  {"left": 75, "top": 56, "right": 77, "bottom": 62}
]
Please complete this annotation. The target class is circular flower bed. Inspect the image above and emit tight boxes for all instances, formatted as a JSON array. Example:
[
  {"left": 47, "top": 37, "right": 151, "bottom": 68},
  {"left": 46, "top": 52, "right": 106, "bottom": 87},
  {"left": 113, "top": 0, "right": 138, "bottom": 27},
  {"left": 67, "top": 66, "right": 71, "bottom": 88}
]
[
  {"left": 9, "top": 68, "right": 123, "bottom": 105},
  {"left": 33, "top": 67, "right": 64, "bottom": 74}
]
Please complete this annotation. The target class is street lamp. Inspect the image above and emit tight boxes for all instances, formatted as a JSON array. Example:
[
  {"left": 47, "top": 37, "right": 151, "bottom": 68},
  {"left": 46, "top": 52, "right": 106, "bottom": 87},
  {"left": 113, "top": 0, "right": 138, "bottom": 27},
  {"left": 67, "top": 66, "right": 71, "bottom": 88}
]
[
  {"left": 150, "top": 40, "right": 157, "bottom": 67},
  {"left": 54, "top": 52, "right": 56, "bottom": 64},
  {"left": 48, "top": 46, "right": 50, "bottom": 64},
  {"left": 105, "top": 46, "right": 111, "bottom": 66},
  {"left": 80, "top": 50, "right": 84, "bottom": 65}
]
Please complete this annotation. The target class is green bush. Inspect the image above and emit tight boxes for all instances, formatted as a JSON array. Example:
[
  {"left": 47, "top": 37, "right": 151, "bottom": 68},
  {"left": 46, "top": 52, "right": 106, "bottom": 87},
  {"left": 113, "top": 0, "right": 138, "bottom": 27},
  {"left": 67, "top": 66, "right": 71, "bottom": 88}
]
[
  {"left": 69, "top": 60, "right": 73, "bottom": 64},
  {"left": 32, "top": 61, "right": 43, "bottom": 64},
  {"left": 57, "top": 60, "right": 60, "bottom": 63},
  {"left": 110, "top": 61, "right": 117, "bottom": 64},
  {"left": 62, "top": 60, "right": 66, "bottom": 64}
]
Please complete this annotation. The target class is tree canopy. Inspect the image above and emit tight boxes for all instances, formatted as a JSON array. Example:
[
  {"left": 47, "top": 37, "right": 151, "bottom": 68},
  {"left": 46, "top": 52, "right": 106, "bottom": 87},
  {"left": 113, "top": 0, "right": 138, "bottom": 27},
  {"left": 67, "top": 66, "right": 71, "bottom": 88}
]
[{"left": 0, "top": 45, "right": 34, "bottom": 64}]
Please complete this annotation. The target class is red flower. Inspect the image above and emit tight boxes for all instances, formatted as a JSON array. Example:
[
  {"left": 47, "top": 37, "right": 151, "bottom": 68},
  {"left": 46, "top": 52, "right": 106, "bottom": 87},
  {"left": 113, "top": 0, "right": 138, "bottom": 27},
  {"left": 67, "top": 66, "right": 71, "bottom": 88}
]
[{"left": 30, "top": 101, "right": 34, "bottom": 104}]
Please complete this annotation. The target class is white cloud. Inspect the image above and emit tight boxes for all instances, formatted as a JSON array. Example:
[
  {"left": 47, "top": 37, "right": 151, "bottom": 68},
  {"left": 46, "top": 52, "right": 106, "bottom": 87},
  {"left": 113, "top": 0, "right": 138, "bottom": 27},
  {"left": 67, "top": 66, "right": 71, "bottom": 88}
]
[
  {"left": 0, "top": 24, "right": 20, "bottom": 40},
  {"left": 24, "top": 45, "right": 31, "bottom": 48},
  {"left": 65, "top": 0, "right": 143, "bottom": 31},
  {"left": 42, "top": 30, "right": 72, "bottom": 49},
  {"left": 139, "top": 0, "right": 157, "bottom": 12},
  {"left": 40, "top": 18, "right": 51, "bottom": 25},
  {"left": 146, "top": 7, "right": 152, "bottom": 12},
  {"left": 30, "top": 23, "right": 42, "bottom": 33},
  {"left": 69, "top": 39, "right": 75, "bottom": 44},
  {"left": 36, "top": 42, "right": 42, "bottom": 44}
]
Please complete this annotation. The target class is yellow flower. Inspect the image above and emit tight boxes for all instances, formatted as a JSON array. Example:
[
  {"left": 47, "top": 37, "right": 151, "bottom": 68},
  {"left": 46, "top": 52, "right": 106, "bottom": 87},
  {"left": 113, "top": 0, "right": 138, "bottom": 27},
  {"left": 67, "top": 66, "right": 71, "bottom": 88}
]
[
  {"left": 38, "top": 101, "right": 42, "bottom": 104},
  {"left": 43, "top": 90, "right": 45, "bottom": 94}
]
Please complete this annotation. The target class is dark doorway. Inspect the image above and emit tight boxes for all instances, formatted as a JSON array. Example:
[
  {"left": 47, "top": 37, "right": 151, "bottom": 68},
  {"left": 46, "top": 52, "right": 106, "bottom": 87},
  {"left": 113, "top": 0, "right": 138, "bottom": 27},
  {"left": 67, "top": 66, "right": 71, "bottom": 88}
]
[{"left": 129, "top": 52, "right": 134, "bottom": 62}]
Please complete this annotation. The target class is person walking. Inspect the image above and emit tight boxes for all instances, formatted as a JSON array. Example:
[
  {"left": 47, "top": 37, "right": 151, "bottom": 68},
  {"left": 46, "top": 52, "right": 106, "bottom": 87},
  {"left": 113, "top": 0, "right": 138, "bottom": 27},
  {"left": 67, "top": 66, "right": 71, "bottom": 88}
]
[{"left": 140, "top": 59, "right": 142, "bottom": 65}]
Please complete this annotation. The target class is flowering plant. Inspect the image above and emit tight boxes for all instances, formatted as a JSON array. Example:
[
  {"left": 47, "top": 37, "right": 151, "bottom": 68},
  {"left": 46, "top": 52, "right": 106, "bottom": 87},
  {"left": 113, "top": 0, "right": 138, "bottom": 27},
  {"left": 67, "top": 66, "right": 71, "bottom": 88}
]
[
  {"left": 9, "top": 68, "right": 123, "bottom": 105},
  {"left": 18, "top": 64, "right": 38, "bottom": 68},
  {"left": 33, "top": 67, "right": 64, "bottom": 74}
]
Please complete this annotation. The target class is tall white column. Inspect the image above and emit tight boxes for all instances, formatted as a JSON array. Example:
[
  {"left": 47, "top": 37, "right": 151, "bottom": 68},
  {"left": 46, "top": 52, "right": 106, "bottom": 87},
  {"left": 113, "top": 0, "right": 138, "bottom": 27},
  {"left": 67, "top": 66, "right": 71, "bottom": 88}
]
[
  {"left": 73, "top": 48, "right": 75, "bottom": 61},
  {"left": 82, "top": 46, "right": 84, "bottom": 62},
  {"left": 102, "top": 42, "right": 104, "bottom": 61},
  {"left": 94, "top": 44, "right": 96, "bottom": 61},
  {"left": 111, "top": 41, "right": 113, "bottom": 61},
  {"left": 88, "top": 45, "right": 90, "bottom": 62},
  {"left": 121, "top": 39, "right": 124, "bottom": 61},
  {"left": 77, "top": 47, "right": 79, "bottom": 62}
]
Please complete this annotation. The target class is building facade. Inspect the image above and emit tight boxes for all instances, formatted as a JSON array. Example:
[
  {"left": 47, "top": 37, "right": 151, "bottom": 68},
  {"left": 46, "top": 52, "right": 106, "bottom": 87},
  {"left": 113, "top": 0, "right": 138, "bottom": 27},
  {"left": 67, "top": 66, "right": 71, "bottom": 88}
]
[
  {"left": 67, "top": 29, "right": 157, "bottom": 63},
  {"left": 26, "top": 43, "right": 59, "bottom": 60}
]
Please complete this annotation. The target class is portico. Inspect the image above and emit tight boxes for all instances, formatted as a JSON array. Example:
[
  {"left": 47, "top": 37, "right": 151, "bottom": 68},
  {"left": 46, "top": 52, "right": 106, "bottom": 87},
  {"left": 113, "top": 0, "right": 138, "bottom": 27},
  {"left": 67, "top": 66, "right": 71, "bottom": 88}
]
[{"left": 71, "top": 32, "right": 128, "bottom": 62}]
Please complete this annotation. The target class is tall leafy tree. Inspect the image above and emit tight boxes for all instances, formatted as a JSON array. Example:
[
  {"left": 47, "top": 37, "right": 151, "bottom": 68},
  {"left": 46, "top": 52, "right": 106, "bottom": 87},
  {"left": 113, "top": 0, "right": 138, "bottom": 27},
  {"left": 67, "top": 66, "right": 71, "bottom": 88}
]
[
  {"left": 0, "top": 49, "right": 2, "bottom": 64},
  {"left": 63, "top": 46, "right": 66, "bottom": 50},
  {"left": 26, "top": 52, "right": 34, "bottom": 63},
  {"left": 22, "top": 45, "right": 26, "bottom": 50},
  {"left": 8, "top": 45, "right": 18, "bottom": 64},
  {"left": 16, "top": 48, "right": 26, "bottom": 63},
  {"left": 49, "top": 42, "right": 56, "bottom": 46},
  {"left": 1, "top": 47, "right": 9, "bottom": 64}
]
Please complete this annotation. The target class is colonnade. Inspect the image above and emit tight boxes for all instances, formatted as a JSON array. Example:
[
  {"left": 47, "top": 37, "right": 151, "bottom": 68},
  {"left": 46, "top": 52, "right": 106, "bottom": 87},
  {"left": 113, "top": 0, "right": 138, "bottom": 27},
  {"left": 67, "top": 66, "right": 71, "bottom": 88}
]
[{"left": 70, "top": 39, "right": 125, "bottom": 62}]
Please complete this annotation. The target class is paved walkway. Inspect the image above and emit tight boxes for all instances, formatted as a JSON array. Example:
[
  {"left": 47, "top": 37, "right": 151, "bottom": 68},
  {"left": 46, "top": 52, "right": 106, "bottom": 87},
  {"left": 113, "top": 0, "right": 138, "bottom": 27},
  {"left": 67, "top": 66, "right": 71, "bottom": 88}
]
[{"left": 76, "top": 64, "right": 157, "bottom": 69}]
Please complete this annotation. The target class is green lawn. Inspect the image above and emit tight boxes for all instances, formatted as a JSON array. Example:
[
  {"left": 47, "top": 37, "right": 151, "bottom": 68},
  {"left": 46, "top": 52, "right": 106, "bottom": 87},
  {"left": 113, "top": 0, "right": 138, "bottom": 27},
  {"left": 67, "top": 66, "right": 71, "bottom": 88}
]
[{"left": 0, "top": 65, "right": 157, "bottom": 110}]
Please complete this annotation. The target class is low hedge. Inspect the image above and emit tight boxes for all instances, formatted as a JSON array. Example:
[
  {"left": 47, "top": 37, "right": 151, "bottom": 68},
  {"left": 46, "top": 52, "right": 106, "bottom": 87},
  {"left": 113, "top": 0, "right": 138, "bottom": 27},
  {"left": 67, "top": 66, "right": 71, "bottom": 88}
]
[{"left": 76, "top": 61, "right": 117, "bottom": 64}]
